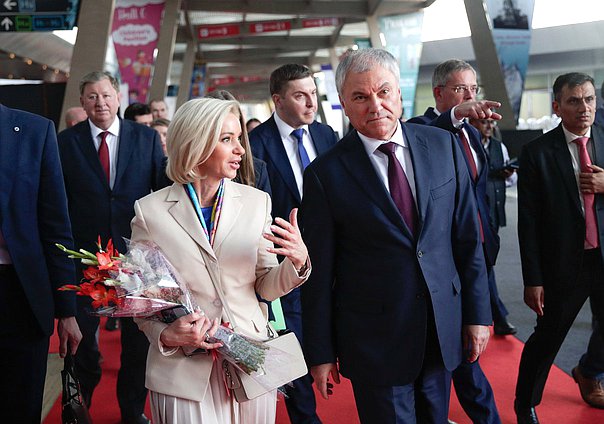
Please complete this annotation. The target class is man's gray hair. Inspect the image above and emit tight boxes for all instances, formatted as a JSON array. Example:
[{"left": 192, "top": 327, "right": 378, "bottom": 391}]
[
  {"left": 79, "top": 71, "right": 120, "bottom": 95},
  {"left": 431, "top": 59, "right": 475, "bottom": 88},
  {"left": 335, "top": 48, "right": 400, "bottom": 95}
]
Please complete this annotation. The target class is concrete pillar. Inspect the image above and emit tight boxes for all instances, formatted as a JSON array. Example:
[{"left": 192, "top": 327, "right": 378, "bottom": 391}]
[
  {"left": 60, "top": 0, "right": 116, "bottom": 132},
  {"left": 176, "top": 40, "right": 196, "bottom": 110},
  {"left": 148, "top": 0, "right": 182, "bottom": 102},
  {"left": 366, "top": 15, "right": 383, "bottom": 49},
  {"left": 464, "top": 0, "right": 516, "bottom": 130}
]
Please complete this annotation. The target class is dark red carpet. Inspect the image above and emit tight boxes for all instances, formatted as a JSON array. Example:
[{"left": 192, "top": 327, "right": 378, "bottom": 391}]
[{"left": 45, "top": 323, "right": 604, "bottom": 423}]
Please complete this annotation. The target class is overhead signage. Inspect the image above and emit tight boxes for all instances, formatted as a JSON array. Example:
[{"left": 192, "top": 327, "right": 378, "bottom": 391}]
[
  {"left": 302, "top": 18, "right": 340, "bottom": 28},
  {"left": 249, "top": 20, "right": 291, "bottom": 33},
  {"left": 198, "top": 23, "right": 240, "bottom": 39},
  {"left": 0, "top": 0, "right": 79, "bottom": 31}
]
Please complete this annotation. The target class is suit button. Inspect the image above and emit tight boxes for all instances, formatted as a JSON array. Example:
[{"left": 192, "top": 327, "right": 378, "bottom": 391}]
[
  {"left": 417, "top": 251, "right": 423, "bottom": 258},
  {"left": 213, "top": 299, "right": 222, "bottom": 307}
]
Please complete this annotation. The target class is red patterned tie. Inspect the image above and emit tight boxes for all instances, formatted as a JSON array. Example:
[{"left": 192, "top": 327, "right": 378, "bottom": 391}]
[
  {"left": 377, "top": 142, "right": 418, "bottom": 235},
  {"left": 459, "top": 129, "right": 478, "bottom": 180},
  {"left": 98, "top": 131, "right": 110, "bottom": 184},
  {"left": 574, "top": 137, "right": 599, "bottom": 249},
  {"left": 458, "top": 129, "right": 484, "bottom": 242}
]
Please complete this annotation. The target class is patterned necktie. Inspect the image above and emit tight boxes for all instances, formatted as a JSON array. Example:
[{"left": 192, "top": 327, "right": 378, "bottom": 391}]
[
  {"left": 292, "top": 128, "right": 311, "bottom": 170},
  {"left": 574, "top": 136, "right": 599, "bottom": 249},
  {"left": 458, "top": 127, "right": 484, "bottom": 242},
  {"left": 377, "top": 142, "right": 418, "bottom": 235},
  {"left": 98, "top": 131, "right": 110, "bottom": 184},
  {"left": 459, "top": 128, "right": 478, "bottom": 180}
]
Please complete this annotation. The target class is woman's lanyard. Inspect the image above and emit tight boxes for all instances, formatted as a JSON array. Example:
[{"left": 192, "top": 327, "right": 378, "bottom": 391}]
[{"left": 186, "top": 180, "right": 225, "bottom": 247}]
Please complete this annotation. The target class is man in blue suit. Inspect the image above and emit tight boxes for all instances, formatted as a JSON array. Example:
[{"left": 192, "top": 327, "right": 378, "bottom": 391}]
[
  {"left": 250, "top": 63, "right": 338, "bottom": 424},
  {"left": 300, "top": 48, "right": 491, "bottom": 423},
  {"left": 58, "top": 71, "right": 169, "bottom": 424},
  {"left": 0, "top": 104, "right": 82, "bottom": 423},
  {"left": 408, "top": 59, "right": 508, "bottom": 424}
]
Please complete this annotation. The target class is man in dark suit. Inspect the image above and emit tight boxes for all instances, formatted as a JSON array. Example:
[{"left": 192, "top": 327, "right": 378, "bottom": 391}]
[
  {"left": 58, "top": 71, "right": 168, "bottom": 424},
  {"left": 300, "top": 48, "right": 491, "bottom": 423},
  {"left": 0, "top": 104, "right": 82, "bottom": 423},
  {"left": 408, "top": 59, "right": 509, "bottom": 424},
  {"left": 573, "top": 77, "right": 604, "bottom": 410},
  {"left": 515, "top": 72, "right": 604, "bottom": 424},
  {"left": 250, "top": 63, "right": 338, "bottom": 424}
]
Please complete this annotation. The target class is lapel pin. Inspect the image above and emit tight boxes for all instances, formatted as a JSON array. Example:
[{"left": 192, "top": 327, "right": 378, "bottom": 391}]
[{"left": 13, "top": 126, "right": 20, "bottom": 132}]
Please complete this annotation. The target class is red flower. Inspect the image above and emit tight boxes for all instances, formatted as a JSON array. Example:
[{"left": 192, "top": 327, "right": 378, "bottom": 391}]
[
  {"left": 58, "top": 284, "right": 81, "bottom": 292},
  {"left": 82, "top": 266, "right": 109, "bottom": 283},
  {"left": 77, "top": 282, "right": 119, "bottom": 308},
  {"left": 96, "top": 251, "right": 120, "bottom": 271}
]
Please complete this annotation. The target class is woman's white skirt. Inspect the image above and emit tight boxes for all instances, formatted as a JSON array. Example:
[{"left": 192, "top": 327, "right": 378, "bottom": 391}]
[{"left": 149, "top": 363, "right": 277, "bottom": 424}]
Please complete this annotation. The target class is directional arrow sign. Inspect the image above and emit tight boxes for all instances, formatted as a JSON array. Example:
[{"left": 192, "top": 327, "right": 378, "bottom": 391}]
[
  {"left": 0, "top": 16, "right": 13, "bottom": 30},
  {"left": 2, "top": 0, "right": 17, "bottom": 12}
]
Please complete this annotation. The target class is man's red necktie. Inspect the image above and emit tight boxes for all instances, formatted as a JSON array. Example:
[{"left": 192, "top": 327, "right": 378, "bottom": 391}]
[
  {"left": 98, "top": 131, "right": 110, "bottom": 184},
  {"left": 378, "top": 142, "right": 418, "bottom": 235},
  {"left": 574, "top": 136, "right": 599, "bottom": 249},
  {"left": 459, "top": 128, "right": 484, "bottom": 242}
]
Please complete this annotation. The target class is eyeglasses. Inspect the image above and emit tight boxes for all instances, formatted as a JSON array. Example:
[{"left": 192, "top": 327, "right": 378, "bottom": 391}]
[{"left": 438, "top": 85, "right": 480, "bottom": 95}]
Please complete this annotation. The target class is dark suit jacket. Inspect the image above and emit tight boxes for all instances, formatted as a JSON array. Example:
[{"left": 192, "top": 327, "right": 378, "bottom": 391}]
[
  {"left": 0, "top": 104, "right": 76, "bottom": 335},
  {"left": 58, "top": 118, "right": 169, "bottom": 256},
  {"left": 249, "top": 115, "right": 338, "bottom": 221},
  {"left": 407, "top": 107, "right": 438, "bottom": 125},
  {"left": 409, "top": 108, "right": 500, "bottom": 266},
  {"left": 300, "top": 123, "right": 491, "bottom": 385},
  {"left": 518, "top": 123, "right": 604, "bottom": 289}
]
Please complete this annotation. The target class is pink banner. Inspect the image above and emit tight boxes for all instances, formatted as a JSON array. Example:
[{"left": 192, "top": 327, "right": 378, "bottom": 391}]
[{"left": 112, "top": 0, "right": 165, "bottom": 104}]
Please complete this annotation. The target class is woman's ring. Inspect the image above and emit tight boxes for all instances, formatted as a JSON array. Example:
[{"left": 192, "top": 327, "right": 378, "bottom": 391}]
[{"left": 204, "top": 332, "right": 211, "bottom": 342}]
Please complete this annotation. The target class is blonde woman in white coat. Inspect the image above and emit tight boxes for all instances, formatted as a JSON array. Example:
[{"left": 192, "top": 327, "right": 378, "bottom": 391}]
[{"left": 132, "top": 98, "right": 310, "bottom": 424}]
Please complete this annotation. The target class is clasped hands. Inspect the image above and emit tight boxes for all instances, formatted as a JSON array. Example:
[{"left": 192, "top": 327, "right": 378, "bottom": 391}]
[{"left": 159, "top": 311, "right": 224, "bottom": 350}]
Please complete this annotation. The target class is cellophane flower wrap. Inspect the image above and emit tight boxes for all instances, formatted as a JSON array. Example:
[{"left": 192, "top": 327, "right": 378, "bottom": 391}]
[{"left": 57, "top": 238, "right": 299, "bottom": 385}]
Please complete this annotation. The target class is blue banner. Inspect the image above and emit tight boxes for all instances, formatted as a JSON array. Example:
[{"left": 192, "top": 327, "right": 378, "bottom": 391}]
[
  {"left": 485, "top": 0, "right": 535, "bottom": 121},
  {"left": 378, "top": 12, "right": 424, "bottom": 119}
]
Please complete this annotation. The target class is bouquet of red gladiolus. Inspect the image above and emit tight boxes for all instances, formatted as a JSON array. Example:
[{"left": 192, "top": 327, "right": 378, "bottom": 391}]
[
  {"left": 57, "top": 238, "right": 294, "bottom": 383},
  {"left": 57, "top": 237, "right": 197, "bottom": 318}
]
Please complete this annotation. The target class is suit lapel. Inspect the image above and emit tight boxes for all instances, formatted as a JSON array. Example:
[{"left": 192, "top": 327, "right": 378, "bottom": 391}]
[
  {"left": 0, "top": 106, "right": 19, "bottom": 217},
  {"left": 212, "top": 181, "right": 243, "bottom": 253},
  {"left": 167, "top": 184, "right": 216, "bottom": 260},
  {"left": 340, "top": 131, "right": 411, "bottom": 236},
  {"left": 592, "top": 124, "right": 604, "bottom": 167},
  {"left": 262, "top": 117, "right": 301, "bottom": 202},
  {"left": 551, "top": 125, "right": 582, "bottom": 213},
  {"left": 309, "top": 122, "right": 332, "bottom": 155},
  {"left": 115, "top": 119, "right": 135, "bottom": 190},
  {"left": 402, "top": 124, "right": 429, "bottom": 233}
]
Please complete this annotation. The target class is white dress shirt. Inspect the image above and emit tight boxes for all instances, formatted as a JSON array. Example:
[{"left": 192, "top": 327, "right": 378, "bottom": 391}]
[
  {"left": 88, "top": 118, "right": 121, "bottom": 189},
  {"left": 273, "top": 112, "right": 318, "bottom": 198}
]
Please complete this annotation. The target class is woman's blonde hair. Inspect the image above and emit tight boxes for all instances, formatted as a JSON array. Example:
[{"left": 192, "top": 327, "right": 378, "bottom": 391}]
[{"left": 166, "top": 98, "right": 252, "bottom": 184}]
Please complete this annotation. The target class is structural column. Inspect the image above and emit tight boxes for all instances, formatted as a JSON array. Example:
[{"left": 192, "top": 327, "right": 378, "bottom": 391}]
[
  {"left": 464, "top": 0, "right": 515, "bottom": 130},
  {"left": 148, "top": 0, "right": 182, "bottom": 102},
  {"left": 176, "top": 40, "right": 197, "bottom": 109},
  {"left": 60, "top": 0, "right": 116, "bottom": 131}
]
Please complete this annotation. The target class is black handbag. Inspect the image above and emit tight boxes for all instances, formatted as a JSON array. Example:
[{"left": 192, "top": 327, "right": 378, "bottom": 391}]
[{"left": 61, "top": 352, "right": 92, "bottom": 424}]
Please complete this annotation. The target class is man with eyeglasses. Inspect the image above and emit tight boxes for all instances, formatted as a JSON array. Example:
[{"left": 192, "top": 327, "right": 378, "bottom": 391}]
[{"left": 409, "top": 59, "right": 509, "bottom": 424}]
